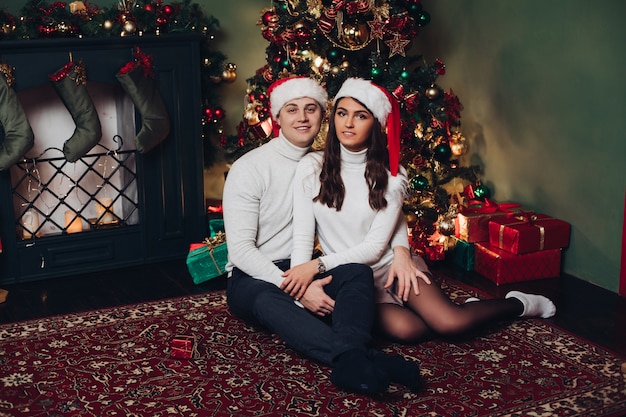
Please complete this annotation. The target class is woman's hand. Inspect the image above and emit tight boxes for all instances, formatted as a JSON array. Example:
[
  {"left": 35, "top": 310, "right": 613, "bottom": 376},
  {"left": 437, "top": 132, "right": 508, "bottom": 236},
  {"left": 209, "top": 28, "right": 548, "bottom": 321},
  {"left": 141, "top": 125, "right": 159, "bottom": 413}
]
[
  {"left": 281, "top": 259, "right": 318, "bottom": 300},
  {"left": 385, "top": 246, "right": 431, "bottom": 301}
]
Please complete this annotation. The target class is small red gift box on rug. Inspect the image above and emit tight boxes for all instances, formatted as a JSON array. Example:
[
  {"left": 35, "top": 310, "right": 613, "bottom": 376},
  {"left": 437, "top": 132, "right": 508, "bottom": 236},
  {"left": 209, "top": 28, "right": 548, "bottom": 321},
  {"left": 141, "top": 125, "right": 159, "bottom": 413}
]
[
  {"left": 489, "top": 213, "right": 570, "bottom": 255},
  {"left": 171, "top": 335, "right": 198, "bottom": 359},
  {"left": 474, "top": 242, "right": 561, "bottom": 285}
]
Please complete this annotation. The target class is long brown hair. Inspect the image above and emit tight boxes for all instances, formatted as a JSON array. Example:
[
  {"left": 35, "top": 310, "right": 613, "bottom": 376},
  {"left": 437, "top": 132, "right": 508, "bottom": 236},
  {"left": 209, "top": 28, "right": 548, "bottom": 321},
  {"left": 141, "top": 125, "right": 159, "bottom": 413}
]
[{"left": 315, "top": 97, "right": 390, "bottom": 211}]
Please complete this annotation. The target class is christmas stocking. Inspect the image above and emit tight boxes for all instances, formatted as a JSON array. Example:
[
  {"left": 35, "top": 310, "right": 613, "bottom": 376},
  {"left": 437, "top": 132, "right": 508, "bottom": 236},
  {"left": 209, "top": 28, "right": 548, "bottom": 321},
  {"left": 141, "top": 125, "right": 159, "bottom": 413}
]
[
  {"left": 116, "top": 47, "right": 170, "bottom": 153},
  {"left": 0, "top": 63, "right": 34, "bottom": 171},
  {"left": 49, "top": 59, "right": 102, "bottom": 162}
]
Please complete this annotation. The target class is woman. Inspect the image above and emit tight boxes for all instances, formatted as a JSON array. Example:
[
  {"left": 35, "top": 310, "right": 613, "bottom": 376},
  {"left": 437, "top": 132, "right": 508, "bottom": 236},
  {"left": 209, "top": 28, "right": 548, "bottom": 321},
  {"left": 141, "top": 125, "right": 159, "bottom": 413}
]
[{"left": 284, "top": 77, "right": 556, "bottom": 344}]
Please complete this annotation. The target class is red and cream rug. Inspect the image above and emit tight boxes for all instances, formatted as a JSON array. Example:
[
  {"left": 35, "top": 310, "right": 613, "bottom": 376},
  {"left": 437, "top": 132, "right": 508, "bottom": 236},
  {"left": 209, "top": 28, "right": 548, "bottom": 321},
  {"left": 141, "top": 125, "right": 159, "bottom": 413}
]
[{"left": 1, "top": 279, "right": 625, "bottom": 416}]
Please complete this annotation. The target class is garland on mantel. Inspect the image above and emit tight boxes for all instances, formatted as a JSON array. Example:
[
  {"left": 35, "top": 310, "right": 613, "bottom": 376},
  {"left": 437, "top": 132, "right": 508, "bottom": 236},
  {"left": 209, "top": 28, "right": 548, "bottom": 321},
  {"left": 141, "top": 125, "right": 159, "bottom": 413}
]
[{"left": 0, "top": 0, "right": 235, "bottom": 166}]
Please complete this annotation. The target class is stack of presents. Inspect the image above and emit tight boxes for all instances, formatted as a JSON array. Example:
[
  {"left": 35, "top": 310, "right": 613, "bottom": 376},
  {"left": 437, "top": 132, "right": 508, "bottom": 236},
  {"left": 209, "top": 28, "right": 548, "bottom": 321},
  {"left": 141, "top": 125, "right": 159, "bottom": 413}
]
[{"left": 452, "top": 198, "right": 571, "bottom": 284}]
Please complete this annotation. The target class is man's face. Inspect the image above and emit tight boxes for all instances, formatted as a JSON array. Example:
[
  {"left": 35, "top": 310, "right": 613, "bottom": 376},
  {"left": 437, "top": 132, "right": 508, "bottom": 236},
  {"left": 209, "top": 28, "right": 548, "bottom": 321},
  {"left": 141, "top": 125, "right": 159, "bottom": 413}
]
[{"left": 276, "top": 97, "right": 323, "bottom": 148}]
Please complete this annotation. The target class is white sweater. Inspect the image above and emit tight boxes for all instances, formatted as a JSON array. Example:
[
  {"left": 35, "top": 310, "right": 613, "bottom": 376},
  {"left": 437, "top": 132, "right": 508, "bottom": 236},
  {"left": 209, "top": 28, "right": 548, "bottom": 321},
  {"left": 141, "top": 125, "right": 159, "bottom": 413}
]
[
  {"left": 291, "top": 145, "right": 409, "bottom": 276},
  {"left": 223, "top": 134, "right": 310, "bottom": 287}
]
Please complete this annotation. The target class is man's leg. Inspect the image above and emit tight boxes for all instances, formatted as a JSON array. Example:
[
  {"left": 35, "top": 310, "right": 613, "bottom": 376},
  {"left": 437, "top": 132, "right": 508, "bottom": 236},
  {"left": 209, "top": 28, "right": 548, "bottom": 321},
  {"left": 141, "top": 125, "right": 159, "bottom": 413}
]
[
  {"left": 226, "top": 269, "right": 335, "bottom": 364},
  {"left": 226, "top": 265, "right": 390, "bottom": 394}
]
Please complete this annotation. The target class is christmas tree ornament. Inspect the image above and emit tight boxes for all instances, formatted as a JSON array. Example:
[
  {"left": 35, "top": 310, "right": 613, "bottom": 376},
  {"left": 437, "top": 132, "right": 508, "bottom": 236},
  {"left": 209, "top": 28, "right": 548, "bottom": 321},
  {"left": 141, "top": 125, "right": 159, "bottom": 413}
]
[
  {"left": 410, "top": 174, "right": 429, "bottom": 191},
  {"left": 425, "top": 85, "right": 440, "bottom": 100},
  {"left": 450, "top": 140, "right": 467, "bottom": 156},
  {"left": 116, "top": 47, "right": 171, "bottom": 153},
  {"left": 221, "top": 63, "right": 237, "bottom": 83},
  {"left": 0, "top": 63, "right": 35, "bottom": 171},
  {"left": 473, "top": 184, "right": 491, "bottom": 199},
  {"left": 49, "top": 59, "right": 102, "bottom": 162},
  {"left": 433, "top": 143, "right": 452, "bottom": 162},
  {"left": 437, "top": 216, "right": 456, "bottom": 236}
]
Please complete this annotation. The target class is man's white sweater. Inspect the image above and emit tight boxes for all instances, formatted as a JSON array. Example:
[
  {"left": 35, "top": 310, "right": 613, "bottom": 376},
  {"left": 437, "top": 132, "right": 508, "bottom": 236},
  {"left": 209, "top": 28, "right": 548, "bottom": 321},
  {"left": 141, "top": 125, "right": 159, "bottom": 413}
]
[{"left": 223, "top": 134, "right": 309, "bottom": 287}]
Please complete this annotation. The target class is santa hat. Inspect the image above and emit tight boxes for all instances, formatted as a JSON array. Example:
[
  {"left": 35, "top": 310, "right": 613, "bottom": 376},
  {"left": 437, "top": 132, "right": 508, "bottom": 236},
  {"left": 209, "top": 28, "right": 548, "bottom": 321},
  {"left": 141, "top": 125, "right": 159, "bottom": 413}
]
[
  {"left": 267, "top": 77, "right": 328, "bottom": 120},
  {"left": 334, "top": 78, "right": 401, "bottom": 176}
]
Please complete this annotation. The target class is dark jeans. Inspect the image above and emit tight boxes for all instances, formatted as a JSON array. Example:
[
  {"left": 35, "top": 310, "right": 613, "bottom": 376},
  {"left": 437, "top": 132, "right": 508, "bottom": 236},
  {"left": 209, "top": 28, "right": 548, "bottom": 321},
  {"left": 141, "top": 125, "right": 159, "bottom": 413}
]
[{"left": 226, "top": 261, "right": 375, "bottom": 365}]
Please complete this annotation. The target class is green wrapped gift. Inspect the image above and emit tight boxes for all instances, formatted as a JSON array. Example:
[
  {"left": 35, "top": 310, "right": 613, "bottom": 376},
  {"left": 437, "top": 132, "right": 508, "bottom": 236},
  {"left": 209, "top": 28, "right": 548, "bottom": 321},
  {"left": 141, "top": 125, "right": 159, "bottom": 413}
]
[
  {"left": 208, "top": 218, "right": 225, "bottom": 237},
  {"left": 186, "top": 232, "right": 228, "bottom": 284},
  {"left": 452, "top": 237, "right": 474, "bottom": 271}
]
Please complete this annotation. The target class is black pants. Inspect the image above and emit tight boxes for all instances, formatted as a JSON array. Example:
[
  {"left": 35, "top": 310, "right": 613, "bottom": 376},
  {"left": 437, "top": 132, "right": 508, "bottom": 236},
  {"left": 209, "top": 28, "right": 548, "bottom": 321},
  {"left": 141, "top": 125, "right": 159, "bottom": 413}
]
[{"left": 227, "top": 262, "right": 375, "bottom": 365}]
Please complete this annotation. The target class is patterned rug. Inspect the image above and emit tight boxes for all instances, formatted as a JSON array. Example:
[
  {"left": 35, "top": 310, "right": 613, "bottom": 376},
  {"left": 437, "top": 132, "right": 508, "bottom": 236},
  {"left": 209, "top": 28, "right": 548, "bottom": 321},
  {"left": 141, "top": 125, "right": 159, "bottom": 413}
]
[{"left": 1, "top": 278, "right": 625, "bottom": 417}]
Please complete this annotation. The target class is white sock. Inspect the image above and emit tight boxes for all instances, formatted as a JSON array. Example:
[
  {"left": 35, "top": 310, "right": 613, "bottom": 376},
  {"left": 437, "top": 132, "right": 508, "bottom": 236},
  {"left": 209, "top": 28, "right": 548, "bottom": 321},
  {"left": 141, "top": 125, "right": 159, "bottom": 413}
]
[
  {"left": 505, "top": 291, "right": 556, "bottom": 318},
  {"left": 465, "top": 297, "right": 480, "bottom": 303}
]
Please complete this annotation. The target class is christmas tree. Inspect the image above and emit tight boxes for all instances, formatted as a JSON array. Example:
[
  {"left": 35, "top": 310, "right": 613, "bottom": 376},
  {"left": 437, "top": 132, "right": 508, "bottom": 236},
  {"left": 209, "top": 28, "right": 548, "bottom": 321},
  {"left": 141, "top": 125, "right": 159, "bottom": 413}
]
[{"left": 221, "top": 0, "right": 484, "bottom": 259}]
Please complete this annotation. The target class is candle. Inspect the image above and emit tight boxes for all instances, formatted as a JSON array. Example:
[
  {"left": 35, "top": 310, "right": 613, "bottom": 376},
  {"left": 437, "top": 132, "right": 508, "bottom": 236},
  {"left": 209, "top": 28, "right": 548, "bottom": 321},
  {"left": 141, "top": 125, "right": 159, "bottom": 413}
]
[
  {"left": 65, "top": 210, "right": 83, "bottom": 233},
  {"left": 97, "top": 197, "right": 115, "bottom": 224},
  {"left": 22, "top": 209, "right": 40, "bottom": 239}
]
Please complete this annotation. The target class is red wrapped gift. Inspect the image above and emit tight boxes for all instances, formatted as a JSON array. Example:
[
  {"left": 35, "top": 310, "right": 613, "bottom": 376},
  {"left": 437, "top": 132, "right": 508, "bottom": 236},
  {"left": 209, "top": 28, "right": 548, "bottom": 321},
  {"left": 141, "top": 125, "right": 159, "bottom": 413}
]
[
  {"left": 171, "top": 335, "right": 198, "bottom": 359},
  {"left": 455, "top": 210, "right": 507, "bottom": 243},
  {"left": 455, "top": 200, "right": 534, "bottom": 243},
  {"left": 488, "top": 213, "right": 570, "bottom": 255},
  {"left": 474, "top": 242, "right": 561, "bottom": 285}
]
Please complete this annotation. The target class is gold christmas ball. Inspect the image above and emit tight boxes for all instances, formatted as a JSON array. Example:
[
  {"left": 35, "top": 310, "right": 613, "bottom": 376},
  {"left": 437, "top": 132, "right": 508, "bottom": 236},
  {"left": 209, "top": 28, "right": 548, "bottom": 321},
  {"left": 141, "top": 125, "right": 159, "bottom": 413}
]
[
  {"left": 340, "top": 21, "right": 370, "bottom": 48},
  {"left": 103, "top": 20, "right": 113, "bottom": 30},
  {"left": 123, "top": 20, "right": 137, "bottom": 35},
  {"left": 222, "top": 70, "right": 237, "bottom": 83},
  {"left": 450, "top": 141, "right": 467, "bottom": 156},
  {"left": 425, "top": 86, "right": 439, "bottom": 100}
]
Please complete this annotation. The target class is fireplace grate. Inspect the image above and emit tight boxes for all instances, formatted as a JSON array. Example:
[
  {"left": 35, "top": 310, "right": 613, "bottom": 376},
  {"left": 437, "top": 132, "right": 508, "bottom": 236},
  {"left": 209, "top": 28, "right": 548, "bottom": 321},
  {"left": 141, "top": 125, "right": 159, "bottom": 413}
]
[{"left": 12, "top": 135, "right": 139, "bottom": 240}]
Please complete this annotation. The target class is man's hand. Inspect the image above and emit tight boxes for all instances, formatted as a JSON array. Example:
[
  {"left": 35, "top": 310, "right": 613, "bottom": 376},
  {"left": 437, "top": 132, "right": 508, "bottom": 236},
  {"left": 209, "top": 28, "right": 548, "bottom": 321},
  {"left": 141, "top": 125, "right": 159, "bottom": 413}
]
[
  {"left": 281, "top": 260, "right": 318, "bottom": 300},
  {"left": 386, "top": 246, "right": 432, "bottom": 302},
  {"left": 299, "top": 276, "right": 335, "bottom": 317}
]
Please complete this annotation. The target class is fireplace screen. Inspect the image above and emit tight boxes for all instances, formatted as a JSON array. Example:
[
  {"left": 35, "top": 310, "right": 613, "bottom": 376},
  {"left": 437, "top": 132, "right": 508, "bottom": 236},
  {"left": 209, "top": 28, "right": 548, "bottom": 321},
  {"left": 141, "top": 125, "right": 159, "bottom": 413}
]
[{"left": 11, "top": 81, "right": 139, "bottom": 240}]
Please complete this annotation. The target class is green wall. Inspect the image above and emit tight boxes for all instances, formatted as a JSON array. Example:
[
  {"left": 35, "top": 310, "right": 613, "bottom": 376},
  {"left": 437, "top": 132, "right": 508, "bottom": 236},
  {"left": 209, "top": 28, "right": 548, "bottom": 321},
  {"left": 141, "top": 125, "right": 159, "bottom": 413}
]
[{"left": 5, "top": 0, "right": 625, "bottom": 293}]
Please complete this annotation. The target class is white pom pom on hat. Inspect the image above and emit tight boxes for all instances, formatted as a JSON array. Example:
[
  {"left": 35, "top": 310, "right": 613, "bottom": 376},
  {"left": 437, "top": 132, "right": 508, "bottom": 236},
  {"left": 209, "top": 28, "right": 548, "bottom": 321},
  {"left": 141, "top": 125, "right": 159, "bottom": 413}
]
[
  {"left": 333, "top": 78, "right": 401, "bottom": 176},
  {"left": 267, "top": 76, "right": 328, "bottom": 120}
]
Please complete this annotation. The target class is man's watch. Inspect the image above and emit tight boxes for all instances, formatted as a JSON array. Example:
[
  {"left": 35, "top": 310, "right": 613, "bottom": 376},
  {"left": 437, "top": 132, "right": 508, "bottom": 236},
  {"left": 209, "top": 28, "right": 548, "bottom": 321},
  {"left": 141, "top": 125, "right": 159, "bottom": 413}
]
[{"left": 317, "top": 258, "right": 326, "bottom": 274}]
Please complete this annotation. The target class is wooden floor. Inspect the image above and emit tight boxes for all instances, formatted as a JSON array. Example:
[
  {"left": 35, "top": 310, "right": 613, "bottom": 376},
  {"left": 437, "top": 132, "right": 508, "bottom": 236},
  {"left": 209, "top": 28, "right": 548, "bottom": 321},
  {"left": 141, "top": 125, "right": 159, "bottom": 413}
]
[{"left": 1, "top": 258, "right": 625, "bottom": 357}]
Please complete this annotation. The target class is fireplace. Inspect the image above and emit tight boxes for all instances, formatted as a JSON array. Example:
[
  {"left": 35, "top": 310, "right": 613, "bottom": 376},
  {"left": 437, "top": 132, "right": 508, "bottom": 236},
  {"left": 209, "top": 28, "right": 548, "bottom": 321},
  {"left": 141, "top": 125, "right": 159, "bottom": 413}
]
[{"left": 0, "top": 35, "right": 206, "bottom": 284}]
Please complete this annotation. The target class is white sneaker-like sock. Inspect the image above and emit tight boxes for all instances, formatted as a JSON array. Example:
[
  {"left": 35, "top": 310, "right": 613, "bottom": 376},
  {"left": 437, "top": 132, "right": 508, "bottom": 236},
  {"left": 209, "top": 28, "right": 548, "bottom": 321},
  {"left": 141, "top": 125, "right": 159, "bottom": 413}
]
[{"left": 505, "top": 291, "right": 556, "bottom": 318}]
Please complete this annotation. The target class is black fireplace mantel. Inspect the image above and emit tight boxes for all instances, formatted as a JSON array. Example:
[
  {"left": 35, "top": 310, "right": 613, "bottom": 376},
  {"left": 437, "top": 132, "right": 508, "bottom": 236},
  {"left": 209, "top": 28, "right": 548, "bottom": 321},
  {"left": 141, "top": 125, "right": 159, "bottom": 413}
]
[{"left": 0, "top": 35, "right": 206, "bottom": 284}]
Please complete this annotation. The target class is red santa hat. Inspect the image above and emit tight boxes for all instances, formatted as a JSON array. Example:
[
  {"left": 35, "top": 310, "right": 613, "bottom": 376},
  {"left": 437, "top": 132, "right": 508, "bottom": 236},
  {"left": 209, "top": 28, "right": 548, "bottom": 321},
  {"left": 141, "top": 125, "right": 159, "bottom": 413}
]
[
  {"left": 334, "top": 78, "right": 401, "bottom": 176},
  {"left": 267, "top": 76, "right": 328, "bottom": 120}
]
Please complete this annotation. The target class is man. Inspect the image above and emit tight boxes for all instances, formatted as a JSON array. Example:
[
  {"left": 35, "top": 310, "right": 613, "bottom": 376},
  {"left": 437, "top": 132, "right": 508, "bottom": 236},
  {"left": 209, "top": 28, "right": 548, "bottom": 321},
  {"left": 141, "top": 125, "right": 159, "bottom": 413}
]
[{"left": 223, "top": 77, "right": 421, "bottom": 395}]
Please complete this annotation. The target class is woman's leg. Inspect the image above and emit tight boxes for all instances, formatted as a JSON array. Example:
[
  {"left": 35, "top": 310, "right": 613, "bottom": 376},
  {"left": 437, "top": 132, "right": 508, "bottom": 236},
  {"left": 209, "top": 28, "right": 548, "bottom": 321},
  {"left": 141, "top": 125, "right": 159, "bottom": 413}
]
[{"left": 376, "top": 280, "right": 555, "bottom": 343}]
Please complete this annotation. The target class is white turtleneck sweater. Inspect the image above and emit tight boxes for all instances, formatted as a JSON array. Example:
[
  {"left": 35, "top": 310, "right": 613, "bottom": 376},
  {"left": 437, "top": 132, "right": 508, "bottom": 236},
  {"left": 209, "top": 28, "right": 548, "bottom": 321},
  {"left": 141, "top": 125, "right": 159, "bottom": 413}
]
[
  {"left": 291, "top": 145, "right": 409, "bottom": 281},
  {"left": 223, "top": 133, "right": 310, "bottom": 287}
]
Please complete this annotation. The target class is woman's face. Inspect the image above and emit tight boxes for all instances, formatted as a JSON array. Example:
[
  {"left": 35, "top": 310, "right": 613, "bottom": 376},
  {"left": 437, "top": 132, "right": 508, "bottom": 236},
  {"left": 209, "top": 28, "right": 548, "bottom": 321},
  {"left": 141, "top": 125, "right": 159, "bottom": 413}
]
[
  {"left": 333, "top": 97, "right": 374, "bottom": 152},
  {"left": 276, "top": 97, "right": 323, "bottom": 148}
]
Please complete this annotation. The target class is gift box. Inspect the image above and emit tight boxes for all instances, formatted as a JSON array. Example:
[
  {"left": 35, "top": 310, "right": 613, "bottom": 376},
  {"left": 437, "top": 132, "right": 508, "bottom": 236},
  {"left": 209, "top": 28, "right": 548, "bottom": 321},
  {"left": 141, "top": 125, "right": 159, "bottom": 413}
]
[
  {"left": 454, "top": 200, "right": 534, "bottom": 243},
  {"left": 455, "top": 210, "right": 508, "bottom": 243},
  {"left": 474, "top": 242, "right": 561, "bottom": 285},
  {"left": 171, "top": 335, "right": 198, "bottom": 359},
  {"left": 452, "top": 237, "right": 474, "bottom": 271},
  {"left": 208, "top": 218, "right": 224, "bottom": 237},
  {"left": 186, "top": 232, "right": 228, "bottom": 284},
  {"left": 488, "top": 213, "right": 570, "bottom": 255}
]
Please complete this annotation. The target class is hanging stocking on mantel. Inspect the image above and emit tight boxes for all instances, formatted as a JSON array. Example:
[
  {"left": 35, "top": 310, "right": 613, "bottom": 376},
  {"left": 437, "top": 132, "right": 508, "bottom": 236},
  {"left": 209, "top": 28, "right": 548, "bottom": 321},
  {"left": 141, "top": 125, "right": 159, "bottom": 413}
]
[
  {"left": 0, "top": 63, "right": 35, "bottom": 171},
  {"left": 49, "top": 59, "right": 102, "bottom": 163},
  {"left": 116, "top": 46, "right": 170, "bottom": 153}
]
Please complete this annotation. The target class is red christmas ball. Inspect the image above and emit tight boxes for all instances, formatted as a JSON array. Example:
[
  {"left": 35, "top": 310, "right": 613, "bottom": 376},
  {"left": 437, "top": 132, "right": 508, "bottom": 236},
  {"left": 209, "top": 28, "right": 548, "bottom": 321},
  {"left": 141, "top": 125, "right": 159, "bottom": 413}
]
[
  {"left": 163, "top": 5, "right": 173, "bottom": 15},
  {"left": 213, "top": 108, "right": 225, "bottom": 120},
  {"left": 204, "top": 108, "right": 214, "bottom": 119},
  {"left": 144, "top": 4, "right": 154, "bottom": 12}
]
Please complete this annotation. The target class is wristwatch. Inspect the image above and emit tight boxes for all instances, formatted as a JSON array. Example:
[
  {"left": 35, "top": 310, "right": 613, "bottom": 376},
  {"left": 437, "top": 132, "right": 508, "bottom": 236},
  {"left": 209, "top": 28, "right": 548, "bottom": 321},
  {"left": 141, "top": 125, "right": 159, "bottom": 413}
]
[{"left": 317, "top": 258, "right": 326, "bottom": 275}]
